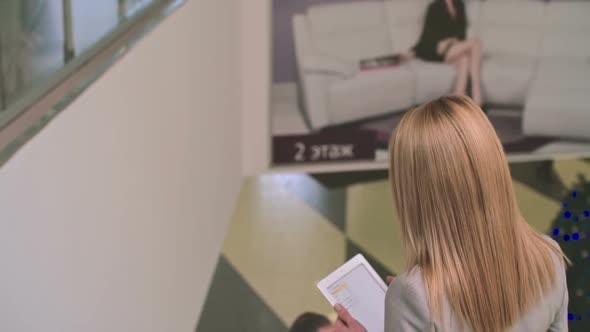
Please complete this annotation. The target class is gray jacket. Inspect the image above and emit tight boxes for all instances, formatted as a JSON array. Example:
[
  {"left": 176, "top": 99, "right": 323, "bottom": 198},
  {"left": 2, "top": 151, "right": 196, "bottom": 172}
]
[{"left": 385, "top": 242, "right": 568, "bottom": 331}]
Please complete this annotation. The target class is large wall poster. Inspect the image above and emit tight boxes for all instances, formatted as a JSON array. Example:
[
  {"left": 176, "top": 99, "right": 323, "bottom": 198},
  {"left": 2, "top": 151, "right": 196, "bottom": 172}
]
[{"left": 271, "top": 0, "right": 590, "bottom": 166}]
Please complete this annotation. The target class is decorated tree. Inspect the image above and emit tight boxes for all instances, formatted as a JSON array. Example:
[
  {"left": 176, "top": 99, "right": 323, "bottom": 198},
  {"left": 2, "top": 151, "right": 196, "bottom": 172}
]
[{"left": 550, "top": 175, "right": 590, "bottom": 331}]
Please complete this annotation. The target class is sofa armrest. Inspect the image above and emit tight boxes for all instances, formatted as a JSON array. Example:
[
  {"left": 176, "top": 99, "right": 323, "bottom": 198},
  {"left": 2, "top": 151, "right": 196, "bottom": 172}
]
[
  {"left": 292, "top": 14, "right": 357, "bottom": 78},
  {"left": 293, "top": 14, "right": 337, "bottom": 129}
]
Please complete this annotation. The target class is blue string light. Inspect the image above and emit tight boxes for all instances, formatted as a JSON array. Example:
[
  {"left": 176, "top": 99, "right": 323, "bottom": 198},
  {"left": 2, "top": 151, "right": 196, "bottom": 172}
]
[
  {"left": 558, "top": 185, "right": 589, "bottom": 323},
  {"left": 567, "top": 312, "right": 590, "bottom": 321}
]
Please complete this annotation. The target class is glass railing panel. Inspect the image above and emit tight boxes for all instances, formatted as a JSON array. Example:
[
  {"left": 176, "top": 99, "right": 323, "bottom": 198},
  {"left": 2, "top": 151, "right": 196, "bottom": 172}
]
[{"left": 0, "top": 0, "right": 184, "bottom": 166}]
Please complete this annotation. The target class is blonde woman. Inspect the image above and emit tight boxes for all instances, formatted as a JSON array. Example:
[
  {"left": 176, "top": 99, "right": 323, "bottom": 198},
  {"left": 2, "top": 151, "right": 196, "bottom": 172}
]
[{"left": 333, "top": 96, "right": 570, "bottom": 332}]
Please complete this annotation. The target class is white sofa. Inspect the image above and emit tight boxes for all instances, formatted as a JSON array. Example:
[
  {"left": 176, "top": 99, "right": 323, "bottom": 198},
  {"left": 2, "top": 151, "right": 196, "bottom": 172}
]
[{"left": 293, "top": 0, "right": 590, "bottom": 140}]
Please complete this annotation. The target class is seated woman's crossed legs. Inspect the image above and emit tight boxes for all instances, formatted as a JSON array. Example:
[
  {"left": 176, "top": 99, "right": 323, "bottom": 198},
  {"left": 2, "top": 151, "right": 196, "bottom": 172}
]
[{"left": 439, "top": 38, "right": 483, "bottom": 106}]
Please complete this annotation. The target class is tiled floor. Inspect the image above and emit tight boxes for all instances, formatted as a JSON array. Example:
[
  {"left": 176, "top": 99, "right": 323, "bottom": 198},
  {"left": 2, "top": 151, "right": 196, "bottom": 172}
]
[{"left": 196, "top": 159, "right": 590, "bottom": 332}]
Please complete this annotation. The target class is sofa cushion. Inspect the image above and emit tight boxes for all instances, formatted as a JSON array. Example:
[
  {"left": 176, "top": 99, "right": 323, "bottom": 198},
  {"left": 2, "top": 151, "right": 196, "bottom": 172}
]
[
  {"left": 478, "top": 1, "right": 544, "bottom": 58},
  {"left": 540, "top": 30, "right": 590, "bottom": 60},
  {"left": 535, "top": 59, "right": 590, "bottom": 76},
  {"left": 328, "top": 66, "right": 415, "bottom": 124},
  {"left": 385, "top": 0, "right": 429, "bottom": 24},
  {"left": 543, "top": 2, "right": 590, "bottom": 28},
  {"left": 540, "top": 2, "right": 590, "bottom": 59},
  {"left": 481, "top": 56, "right": 536, "bottom": 105},
  {"left": 409, "top": 61, "right": 456, "bottom": 104},
  {"left": 523, "top": 88, "right": 590, "bottom": 140},
  {"left": 384, "top": 0, "right": 429, "bottom": 53},
  {"left": 531, "top": 60, "right": 590, "bottom": 91},
  {"left": 465, "top": 0, "right": 481, "bottom": 38},
  {"left": 307, "top": 2, "right": 392, "bottom": 61}
]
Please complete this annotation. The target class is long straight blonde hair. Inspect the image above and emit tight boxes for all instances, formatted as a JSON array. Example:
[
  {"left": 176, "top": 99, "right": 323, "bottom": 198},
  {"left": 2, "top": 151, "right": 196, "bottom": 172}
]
[{"left": 389, "top": 96, "right": 568, "bottom": 332}]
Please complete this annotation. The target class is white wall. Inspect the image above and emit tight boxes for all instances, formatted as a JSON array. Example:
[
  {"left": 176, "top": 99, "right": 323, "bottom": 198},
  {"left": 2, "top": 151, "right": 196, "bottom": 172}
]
[
  {"left": 241, "top": 0, "right": 271, "bottom": 175},
  {"left": 0, "top": 1, "right": 241, "bottom": 331}
]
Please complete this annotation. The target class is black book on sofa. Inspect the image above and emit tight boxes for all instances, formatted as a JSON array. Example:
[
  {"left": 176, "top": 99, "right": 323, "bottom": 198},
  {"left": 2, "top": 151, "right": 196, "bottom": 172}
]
[{"left": 360, "top": 54, "right": 402, "bottom": 71}]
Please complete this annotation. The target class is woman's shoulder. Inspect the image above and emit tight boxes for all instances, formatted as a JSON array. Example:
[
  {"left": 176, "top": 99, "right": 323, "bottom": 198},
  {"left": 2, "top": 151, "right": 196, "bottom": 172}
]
[
  {"left": 385, "top": 267, "right": 434, "bottom": 329},
  {"left": 542, "top": 235, "right": 566, "bottom": 262},
  {"left": 542, "top": 234, "right": 560, "bottom": 247},
  {"left": 386, "top": 267, "right": 428, "bottom": 306},
  {"left": 541, "top": 235, "right": 568, "bottom": 276}
]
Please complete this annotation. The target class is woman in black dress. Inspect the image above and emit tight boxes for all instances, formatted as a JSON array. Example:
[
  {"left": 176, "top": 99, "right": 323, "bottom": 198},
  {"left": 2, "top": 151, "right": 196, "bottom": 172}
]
[{"left": 407, "top": 0, "right": 482, "bottom": 106}]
